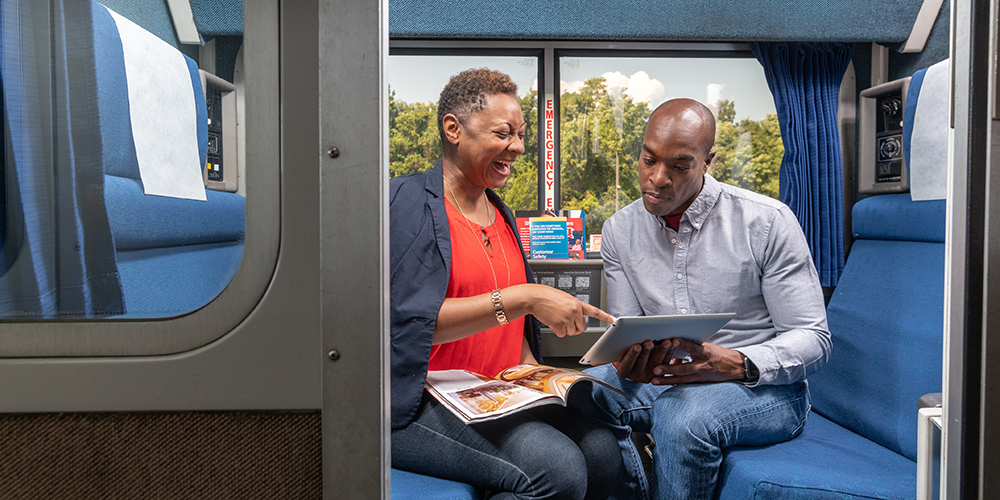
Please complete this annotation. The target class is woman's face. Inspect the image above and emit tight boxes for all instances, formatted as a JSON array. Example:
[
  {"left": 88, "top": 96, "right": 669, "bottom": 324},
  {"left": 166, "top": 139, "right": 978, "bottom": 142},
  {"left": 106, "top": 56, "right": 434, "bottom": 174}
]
[{"left": 447, "top": 93, "right": 526, "bottom": 189}]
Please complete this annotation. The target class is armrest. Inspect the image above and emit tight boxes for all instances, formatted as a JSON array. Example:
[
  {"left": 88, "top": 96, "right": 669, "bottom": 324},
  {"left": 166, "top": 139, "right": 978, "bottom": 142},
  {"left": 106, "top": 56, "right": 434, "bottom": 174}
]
[{"left": 918, "top": 392, "right": 942, "bottom": 409}]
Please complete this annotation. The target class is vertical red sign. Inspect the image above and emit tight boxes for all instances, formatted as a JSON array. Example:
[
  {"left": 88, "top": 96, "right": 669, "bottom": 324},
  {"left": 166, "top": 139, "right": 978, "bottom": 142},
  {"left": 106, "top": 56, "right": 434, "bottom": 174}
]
[{"left": 543, "top": 95, "right": 555, "bottom": 211}]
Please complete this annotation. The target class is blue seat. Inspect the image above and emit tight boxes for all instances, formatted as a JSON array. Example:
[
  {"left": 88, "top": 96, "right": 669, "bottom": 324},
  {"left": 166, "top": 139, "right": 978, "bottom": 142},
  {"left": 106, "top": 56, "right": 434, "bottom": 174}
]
[
  {"left": 391, "top": 469, "right": 480, "bottom": 499},
  {"left": 716, "top": 193, "right": 945, "bottom": 499},
  {"left": 90, "top": 1, "right": 245, "bottom": 317}
]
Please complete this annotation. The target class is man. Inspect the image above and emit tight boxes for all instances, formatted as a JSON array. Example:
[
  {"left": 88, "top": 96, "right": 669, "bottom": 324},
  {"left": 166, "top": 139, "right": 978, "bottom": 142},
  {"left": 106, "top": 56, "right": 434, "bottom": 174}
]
[{"left": 579, "top": 98, "right": 831, "bottom": 499}]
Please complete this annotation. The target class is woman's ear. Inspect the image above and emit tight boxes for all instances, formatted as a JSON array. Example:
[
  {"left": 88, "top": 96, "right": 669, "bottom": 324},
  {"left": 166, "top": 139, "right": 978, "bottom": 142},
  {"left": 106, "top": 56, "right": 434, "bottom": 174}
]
[{"left": 442, "top": 113, "right": 462, "bottom": 146}]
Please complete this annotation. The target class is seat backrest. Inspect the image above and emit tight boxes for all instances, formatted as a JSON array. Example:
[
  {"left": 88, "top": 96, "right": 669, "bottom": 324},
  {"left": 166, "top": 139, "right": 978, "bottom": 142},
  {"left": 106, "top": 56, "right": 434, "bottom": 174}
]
[
  {"left": 91, "top": 0, "right": 245, "bottom": 317},
  {"left": 809, "top": 193, "right": 945, "bottom": 461}
]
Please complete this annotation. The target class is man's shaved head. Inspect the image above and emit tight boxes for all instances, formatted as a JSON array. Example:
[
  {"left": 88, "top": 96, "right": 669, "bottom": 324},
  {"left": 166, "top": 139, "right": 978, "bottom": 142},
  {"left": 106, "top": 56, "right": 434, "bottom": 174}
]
[{"left": 647, "top": 98, "right": 716, "bottom": 155}]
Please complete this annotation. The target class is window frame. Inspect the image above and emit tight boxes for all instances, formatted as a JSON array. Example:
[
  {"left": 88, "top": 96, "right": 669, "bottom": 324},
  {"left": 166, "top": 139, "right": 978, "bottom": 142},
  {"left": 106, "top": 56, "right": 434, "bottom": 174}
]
[
  {"left": 388, "top": 44, "right": 544, "bottom": 210},
  {"left": 389, "top": 40, "right": 757, "bottom": 215},
  {"left": 0, "top": 0, "right": 281, "bottom": 357}
]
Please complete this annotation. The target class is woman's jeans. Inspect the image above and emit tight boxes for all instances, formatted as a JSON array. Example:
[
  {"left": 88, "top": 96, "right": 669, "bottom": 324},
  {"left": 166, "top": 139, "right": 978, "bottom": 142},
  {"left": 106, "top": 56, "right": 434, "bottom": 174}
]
[
  {"left": 392, "top": 392, "right": 625, "bottom": 499},
  {"left": 575, "top": 364, "right": 811, "bottom": 500}
]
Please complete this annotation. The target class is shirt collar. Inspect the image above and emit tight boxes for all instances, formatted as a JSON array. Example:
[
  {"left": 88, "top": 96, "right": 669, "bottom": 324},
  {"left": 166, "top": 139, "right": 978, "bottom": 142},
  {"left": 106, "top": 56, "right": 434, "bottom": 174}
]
[{"left": 648, "top": 173, "right": 722, "bottom": 231}]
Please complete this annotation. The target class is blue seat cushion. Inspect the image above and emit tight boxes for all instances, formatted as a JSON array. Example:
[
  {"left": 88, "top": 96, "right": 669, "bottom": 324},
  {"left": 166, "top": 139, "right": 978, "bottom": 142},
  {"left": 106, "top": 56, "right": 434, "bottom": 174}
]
[
  {"left": 717, "top": 413, "right": 917, "bottom": 500},
  {"left": 808, "top": 196, "right": 945, "bottom": 462},
  {"left": 391, "top": 468, "right": 479, "bottom": 499},
  {"left": 114, "top": 241, "right": 243, "bottom": 318},
  {"left": 105, "top": 175, "right": 245, "bottom": 250}
]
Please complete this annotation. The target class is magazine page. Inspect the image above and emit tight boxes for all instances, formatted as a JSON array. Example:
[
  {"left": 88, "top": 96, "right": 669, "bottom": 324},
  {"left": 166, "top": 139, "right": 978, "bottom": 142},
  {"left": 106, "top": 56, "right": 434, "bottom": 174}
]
[
  {"left": 425, "top": 370, "right": 559, "bottom": 424},
  {"left": 495, "top": 364, "right": 597, "bottom": 401}
]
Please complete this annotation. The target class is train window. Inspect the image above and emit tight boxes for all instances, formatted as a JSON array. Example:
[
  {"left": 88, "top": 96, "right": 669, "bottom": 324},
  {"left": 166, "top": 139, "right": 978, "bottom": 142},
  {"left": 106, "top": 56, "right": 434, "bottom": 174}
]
[
  {"left": 0, "top": 0, "right": 247, "bottom": 322},
  {"left": 389, "top": 54, "right": 540, "bottom": 211},
  {"left": 0, "top": 0, "right": 279, "bottom": 356},
  {"left": 557, "top": 55, "right": 782, "bottom": 243}
]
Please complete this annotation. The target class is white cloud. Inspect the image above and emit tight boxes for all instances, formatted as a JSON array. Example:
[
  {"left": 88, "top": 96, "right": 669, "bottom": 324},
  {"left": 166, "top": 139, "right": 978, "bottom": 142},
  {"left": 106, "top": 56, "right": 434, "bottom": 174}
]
[
  {"left": 601, "top": 71, "right": 631, "bottom": 92},
  {"left": 617, "top": 71, "right": 665, "bottom": 106},
  {"left": 706, "top": 83, "right": 726, "bottom": 104},
  {"left": 561, "top": 79, "right": 586, "bottom": 94},
  {"left": 560, "top": 71, "right": 666, "bottom": 107}
]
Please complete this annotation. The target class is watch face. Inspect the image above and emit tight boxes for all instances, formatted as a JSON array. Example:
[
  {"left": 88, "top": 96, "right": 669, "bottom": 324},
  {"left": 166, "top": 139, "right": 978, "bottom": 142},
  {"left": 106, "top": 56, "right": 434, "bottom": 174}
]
[{"left": 743, "top": 356, "right": 759, "bottom": 383}]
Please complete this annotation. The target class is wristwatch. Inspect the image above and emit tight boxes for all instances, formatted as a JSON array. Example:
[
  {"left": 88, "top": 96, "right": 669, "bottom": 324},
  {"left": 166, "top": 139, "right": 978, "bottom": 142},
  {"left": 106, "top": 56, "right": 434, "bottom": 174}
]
[{"left": 741, "top": 354, "right": 760, "bottom": 385}]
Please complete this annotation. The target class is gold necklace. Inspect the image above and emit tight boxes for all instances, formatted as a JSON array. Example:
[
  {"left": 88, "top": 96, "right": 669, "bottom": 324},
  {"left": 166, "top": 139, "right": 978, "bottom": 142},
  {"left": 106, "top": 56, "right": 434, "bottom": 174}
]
[{"left": 445, "top": 176, "right": 511, "bottom": 291}]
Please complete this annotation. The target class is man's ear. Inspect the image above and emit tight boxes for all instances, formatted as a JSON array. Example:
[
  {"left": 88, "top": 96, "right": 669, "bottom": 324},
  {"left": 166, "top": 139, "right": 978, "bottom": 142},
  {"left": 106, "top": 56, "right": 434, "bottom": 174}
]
[
  {"left": 703, "top": 149, "right": 717, "bottom": 170},
  {"left": 442, "top": 113, "right": 462, "bottom": 146}
]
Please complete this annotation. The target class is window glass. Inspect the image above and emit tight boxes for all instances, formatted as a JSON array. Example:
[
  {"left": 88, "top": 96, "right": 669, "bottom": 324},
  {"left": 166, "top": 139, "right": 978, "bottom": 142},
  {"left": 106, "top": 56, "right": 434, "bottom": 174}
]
[
  {"left": 389, "top": 55, "right": 539, "bottom": 211},
  {"left": 1, "top": 0, "right": 246, "bottom": 319},
  {"left": 558, "top": 56, "right": 781, "bottom": 251}
]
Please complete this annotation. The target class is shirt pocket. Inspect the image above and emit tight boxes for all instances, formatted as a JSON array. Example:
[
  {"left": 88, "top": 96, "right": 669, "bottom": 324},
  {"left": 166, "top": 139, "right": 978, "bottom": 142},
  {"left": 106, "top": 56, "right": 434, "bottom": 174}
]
[{"left": 689, "top": 267, "right": 762, "bottom": 315}]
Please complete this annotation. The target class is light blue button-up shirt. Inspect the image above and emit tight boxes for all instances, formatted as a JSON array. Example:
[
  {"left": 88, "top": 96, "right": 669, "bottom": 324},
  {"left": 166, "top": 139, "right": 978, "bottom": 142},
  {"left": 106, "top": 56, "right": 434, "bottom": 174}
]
[{"left": 601, "top": 174, "right": 831, "bottom": 386}]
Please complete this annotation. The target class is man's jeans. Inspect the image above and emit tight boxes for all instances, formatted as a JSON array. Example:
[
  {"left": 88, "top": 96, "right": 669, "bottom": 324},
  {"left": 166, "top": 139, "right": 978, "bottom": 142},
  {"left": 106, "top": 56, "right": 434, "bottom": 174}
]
[{"left": 575, "top": 364, "right": 810, "bottom": 500}]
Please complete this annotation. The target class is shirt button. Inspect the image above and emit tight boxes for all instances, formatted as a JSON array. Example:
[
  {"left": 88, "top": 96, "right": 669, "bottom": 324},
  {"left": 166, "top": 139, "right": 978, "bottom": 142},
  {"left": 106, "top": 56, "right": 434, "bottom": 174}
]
[
  {"left": 681, "top": 309, "right": 688, "bottom": 314},
  {"left": 671, "top": 238, "right": 677, "bottom": 244},
  {"left": 676, "top": 273, "right": 683, "bottom": 279}
]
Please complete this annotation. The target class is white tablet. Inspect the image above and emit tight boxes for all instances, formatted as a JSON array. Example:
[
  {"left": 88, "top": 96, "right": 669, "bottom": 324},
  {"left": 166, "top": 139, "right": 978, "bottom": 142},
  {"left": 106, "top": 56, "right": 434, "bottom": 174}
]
[{"left": 579, "top": 313, "right": 735, "bottom": 365}]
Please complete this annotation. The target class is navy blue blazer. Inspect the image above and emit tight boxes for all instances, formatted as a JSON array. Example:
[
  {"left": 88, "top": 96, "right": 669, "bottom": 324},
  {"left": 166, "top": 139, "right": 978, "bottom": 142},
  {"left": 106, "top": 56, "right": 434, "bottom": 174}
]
[{"left": 389, "top": 161, "right": 543, "bottom": 430}]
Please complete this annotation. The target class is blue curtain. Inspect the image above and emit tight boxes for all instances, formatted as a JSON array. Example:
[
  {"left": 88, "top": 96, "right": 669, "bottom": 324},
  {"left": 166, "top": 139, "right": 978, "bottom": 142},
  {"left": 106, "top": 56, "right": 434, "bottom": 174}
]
[
  {"left": 749, "top": 42, "right": 853, "bottom": 288},
  {"left": 0, "top": 0, "right": 124, "bottom": 317}
]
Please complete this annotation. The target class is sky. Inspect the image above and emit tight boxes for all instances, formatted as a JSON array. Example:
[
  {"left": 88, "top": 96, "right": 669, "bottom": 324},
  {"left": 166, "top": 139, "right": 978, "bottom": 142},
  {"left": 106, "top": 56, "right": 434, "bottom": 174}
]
[{"left": 389, "top": 55, "right": 777, "bottom": 122}]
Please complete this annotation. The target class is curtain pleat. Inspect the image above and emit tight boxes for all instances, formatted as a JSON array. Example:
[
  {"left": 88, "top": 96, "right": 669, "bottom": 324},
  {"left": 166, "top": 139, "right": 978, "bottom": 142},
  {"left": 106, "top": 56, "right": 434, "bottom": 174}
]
[
  {"left": 0, "top": 0, "right": 124, "bottom": 318},
  {"left": 750, "top": 42, "right": 853, "bottom": 287}
]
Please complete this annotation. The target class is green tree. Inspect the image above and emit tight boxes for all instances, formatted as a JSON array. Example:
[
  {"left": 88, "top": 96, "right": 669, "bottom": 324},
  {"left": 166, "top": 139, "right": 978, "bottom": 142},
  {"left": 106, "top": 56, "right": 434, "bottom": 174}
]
[
  {"left": 389, "top": 89, "right": 785, "bottom": 239},
  {"left": 389, "top": 87, "right": 441, "bottom": 177},
  {"left": 388, "top": 86, "right": 539, "bottom": 211},
  {"left": 709, "top": 99, "right": 783, "bottom": 199},
  {"left": 559, "top": 78, "right": 651, "bottom": 236}
]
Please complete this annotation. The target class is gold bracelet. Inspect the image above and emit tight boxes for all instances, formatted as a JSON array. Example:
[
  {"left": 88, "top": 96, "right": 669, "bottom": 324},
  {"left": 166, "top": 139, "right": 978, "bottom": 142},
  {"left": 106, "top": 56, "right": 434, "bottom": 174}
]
[{"left": 491, "top": 289, "right": 509, "bottom": 325}]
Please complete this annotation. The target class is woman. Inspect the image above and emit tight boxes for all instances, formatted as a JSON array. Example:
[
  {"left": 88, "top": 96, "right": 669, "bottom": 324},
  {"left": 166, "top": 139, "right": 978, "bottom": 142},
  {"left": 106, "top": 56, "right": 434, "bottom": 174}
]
[{"left": 390, "top": 68, "right": 624, "bottom": 499}]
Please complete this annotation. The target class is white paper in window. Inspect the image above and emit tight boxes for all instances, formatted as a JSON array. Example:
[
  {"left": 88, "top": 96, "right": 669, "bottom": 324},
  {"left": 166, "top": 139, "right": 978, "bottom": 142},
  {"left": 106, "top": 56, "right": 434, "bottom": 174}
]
[
  {"left": 107, "top": 8, "right": 207, "bottom": 201},
  {"left": 909, "top": 59, "right": 949, "bottom": 202}
]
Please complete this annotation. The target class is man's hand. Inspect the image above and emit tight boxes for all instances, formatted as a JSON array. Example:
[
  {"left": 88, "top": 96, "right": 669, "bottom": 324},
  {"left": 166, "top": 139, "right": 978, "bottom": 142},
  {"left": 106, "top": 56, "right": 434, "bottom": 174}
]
[
  {"left": 648, "top": 339, "right": 745, "bottom": 385},
  {"left": 612, "top": 339, "right": 674, "bottom": 383}
]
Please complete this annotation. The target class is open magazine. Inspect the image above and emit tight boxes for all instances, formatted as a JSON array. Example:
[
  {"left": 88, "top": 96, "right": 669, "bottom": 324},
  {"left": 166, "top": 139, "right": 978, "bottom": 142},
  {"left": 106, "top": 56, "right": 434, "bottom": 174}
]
[{"left": 425, "top": 364, "right": 622, "bottom": 424}]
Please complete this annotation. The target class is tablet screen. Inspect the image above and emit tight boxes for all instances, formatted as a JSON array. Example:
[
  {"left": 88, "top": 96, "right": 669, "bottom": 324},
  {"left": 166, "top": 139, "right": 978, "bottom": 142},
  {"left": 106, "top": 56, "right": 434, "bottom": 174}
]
[{"left": 579, "top": 313, "right": 735, "bottom": 365}]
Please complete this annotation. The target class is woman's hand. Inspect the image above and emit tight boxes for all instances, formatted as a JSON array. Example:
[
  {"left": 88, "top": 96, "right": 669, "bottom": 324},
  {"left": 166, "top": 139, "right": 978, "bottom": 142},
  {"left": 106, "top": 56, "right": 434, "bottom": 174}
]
[
  {"left": 433, "top": 284, "right": 615, "bottom": 345},
  {"left": 506, "top": 284, "right": 616, "bottom": 338}
]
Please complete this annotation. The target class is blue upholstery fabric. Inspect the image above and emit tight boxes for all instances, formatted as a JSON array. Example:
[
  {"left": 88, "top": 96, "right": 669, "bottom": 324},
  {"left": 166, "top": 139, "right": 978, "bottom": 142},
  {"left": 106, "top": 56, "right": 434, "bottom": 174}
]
[
  {"left": 104, "top": 176, "right": 245, "bottom": 250},
  {"left": 391, "top": 468, "right": 480, "bottom": 499},
  {"left": 716, "top": 193, "right": 945, "bottom": 498},
  {"left": 750, "top": 42, "right": 853, "bottom": 287},
  {"left": 887, "top": 0, "right": 950, "bottom": 81},
  {"left": 852, "top": 193, "right": 945, "bottom": 243},
  {"left": 93, "top": 3, "right": 208, "bottom": 182},
  {"left": 718, "top": 414, "right": 917, "bottom": 500},
  {"left": 115, "top": 242, "right": 243, "bottom": 317},
  {"left": 388, "top": 0, "right": 925, "bottom": 43},
  {"left": 190, "top": 0, "right": 244, "bottom": 36},
  {"left": 810, "top": 195, "right": 944, "bottom": 461},
  {"left": 90, "top": 0, "right": 246, "bottom": 318},
  {"left": 96, "top": 0, "right": 179, "bottom": 47},
  {"left": 175, "top": 0, "right": 929, "bottom": 43}
]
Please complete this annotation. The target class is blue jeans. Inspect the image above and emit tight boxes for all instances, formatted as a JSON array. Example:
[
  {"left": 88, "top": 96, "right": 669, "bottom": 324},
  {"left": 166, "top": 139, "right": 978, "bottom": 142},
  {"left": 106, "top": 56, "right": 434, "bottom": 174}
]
[
  {"left": 392, "top": 392, "right": 625, "bottom": 499},
  {"left": 576, "top": 364, "right": 811, "bottom": 500}
]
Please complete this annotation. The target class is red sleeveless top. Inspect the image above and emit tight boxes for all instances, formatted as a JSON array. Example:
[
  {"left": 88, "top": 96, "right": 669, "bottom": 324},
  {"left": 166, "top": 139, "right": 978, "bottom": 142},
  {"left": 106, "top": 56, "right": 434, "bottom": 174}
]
[{"left": 427, "top": 198, "right": 527, "bottom": 378}]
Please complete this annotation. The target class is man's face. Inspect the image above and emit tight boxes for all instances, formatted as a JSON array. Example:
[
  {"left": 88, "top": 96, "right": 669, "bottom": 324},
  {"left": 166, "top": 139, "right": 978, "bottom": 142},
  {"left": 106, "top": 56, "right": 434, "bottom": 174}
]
[{"left": 638, "top": 113, "right": 714, "bottom": 217}]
